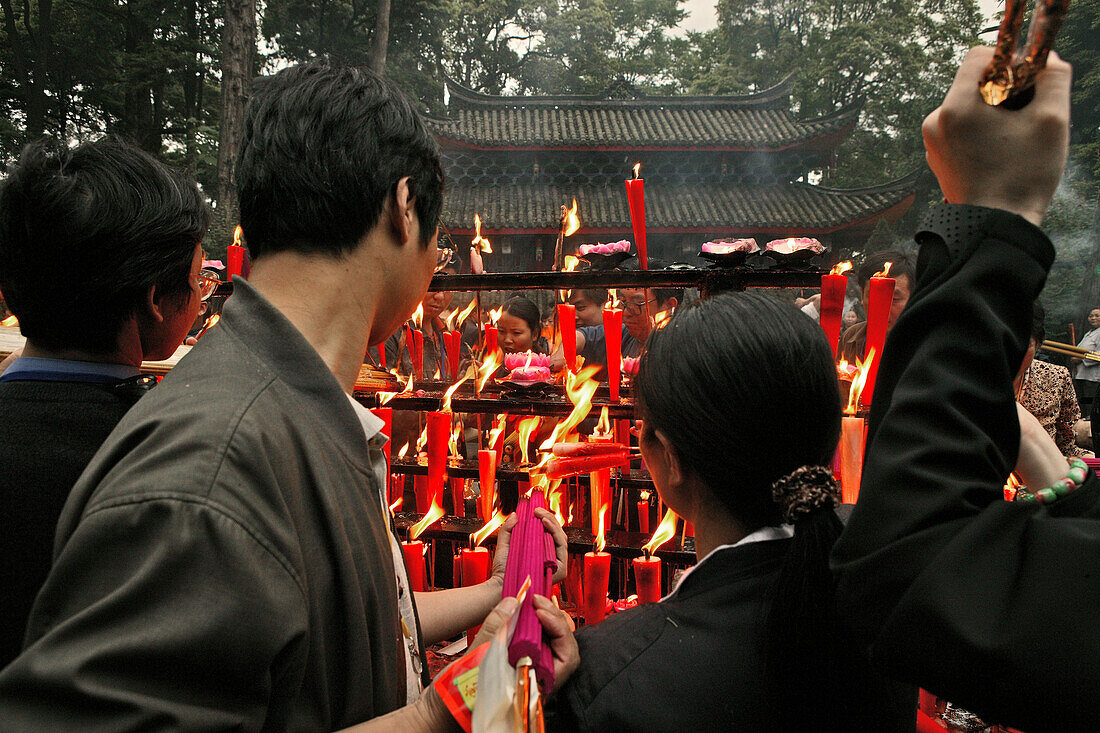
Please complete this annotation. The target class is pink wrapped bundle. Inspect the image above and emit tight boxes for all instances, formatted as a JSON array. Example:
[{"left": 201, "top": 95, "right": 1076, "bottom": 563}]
[
  {"left": 764, "top": 237, "right": 825, "bottom": 255},
  {"left": 578, "top": 240, "right": 631, "bottom": 256},
  {"left": 701, "top": 238, "right": 758, "bottom": 254},
  {"left": 502, "top": 490, "right": 557, "bottom": 692}
]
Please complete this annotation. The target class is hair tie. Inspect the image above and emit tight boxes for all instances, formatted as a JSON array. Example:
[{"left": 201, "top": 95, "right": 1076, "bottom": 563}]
[{"left": 770, "top": 465, "right": 840, "bottom": 523}]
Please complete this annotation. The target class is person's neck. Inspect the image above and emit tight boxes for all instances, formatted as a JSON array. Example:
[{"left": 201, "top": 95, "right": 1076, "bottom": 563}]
[
  {"left": 22, "top": 329, "right": 141, "bottom": 367},
  {"left": 247, "top": 249, "right": 382, "bottom": 393},
  {"left": 685, "top": 492, "right": 752, "bottom": 561}
]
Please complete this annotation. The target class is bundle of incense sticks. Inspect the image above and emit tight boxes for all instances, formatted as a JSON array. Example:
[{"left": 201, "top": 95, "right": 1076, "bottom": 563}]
[
  {"left": 502, "top": 489, "right": 557, "bottom": 692},
  {"left": 1041, "top": 340, "right": 1100, "bottom": 363}
]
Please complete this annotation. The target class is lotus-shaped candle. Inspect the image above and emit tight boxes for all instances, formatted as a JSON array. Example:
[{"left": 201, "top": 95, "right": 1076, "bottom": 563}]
[
  {"left": 700, "top": 238, "right": 759, "bottom": 255},
  {"left": 621, "top": 356, "right": 640, "bottom": 376},
  {"left": 578, "top": 240, "right": 631, "bottom": 256},
  {"left": 504, "top": 351, "right": 553, "bottom": 384},
  {"left": 765, "top": 237, "right": 825, "bottom": 256}
]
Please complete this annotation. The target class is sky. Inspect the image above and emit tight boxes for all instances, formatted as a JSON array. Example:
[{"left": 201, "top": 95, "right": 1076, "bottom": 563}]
[{"left": 678, "top": 0, "right": 1005, "bottom": 33}]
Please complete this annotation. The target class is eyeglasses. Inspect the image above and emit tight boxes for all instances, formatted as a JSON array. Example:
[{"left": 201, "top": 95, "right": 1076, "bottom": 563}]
[
  {"left": 622, "top": 297, "right": 657, "bottom": 315},
  {"left": 194, "top": 269, "right": 222, "bottom": 301}
]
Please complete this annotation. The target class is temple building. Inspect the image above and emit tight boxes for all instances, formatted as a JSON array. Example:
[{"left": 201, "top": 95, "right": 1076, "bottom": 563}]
[{"left": 428, "top": 78, "right": 918, "bottom": 270}]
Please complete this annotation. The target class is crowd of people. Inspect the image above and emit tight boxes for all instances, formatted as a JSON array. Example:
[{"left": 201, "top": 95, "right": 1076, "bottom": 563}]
[{"left": 0, "top": 43, "right": 1095, "bottom": 732}]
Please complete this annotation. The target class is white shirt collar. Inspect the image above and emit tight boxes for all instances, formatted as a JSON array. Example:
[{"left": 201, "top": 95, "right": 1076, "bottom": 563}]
[
  {"left": 345, "top": 393, "right": 387, "bottom": 446},
  {"left": 663, "top": 524, "right": 794, "bottom": 601}
]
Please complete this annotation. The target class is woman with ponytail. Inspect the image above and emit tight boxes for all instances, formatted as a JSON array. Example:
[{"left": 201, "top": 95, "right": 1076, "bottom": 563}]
[{"left": 546, "top": 292, "right": 912, "bottom": 732}]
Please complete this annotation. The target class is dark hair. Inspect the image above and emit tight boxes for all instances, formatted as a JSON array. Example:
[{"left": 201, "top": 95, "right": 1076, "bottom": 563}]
[
  {"left": 237, "top": 59, "right": 444, "bottom": 259},
  {"left": 0, "top": 138, "right": 208, "bottom": 354},
  {"left": 1031, "top": 301, "right": 1046, "bottom": 344},
  {"left": 635, "top": 292, "right": 863, "bottom": 728},
  {"left": 857, "top": 250, "right": 914, "bottom": 291},
  {"left": 569, "top": 288, "right": 609, "bottom": 307},
  {"left": 502, "top": 296, "right": 541, "bottom": 336},
  {"left": 618, "top": 256, "right": 683, "bottom": 306}
]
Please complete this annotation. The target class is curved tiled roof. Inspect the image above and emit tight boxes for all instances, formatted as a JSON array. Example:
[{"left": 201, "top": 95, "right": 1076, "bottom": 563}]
[
  {"left": 441, "top": 174, "right": 919, "bottom": 234},
  {"left": 429, "top": 78, "right": 860, "bottom": 151}
]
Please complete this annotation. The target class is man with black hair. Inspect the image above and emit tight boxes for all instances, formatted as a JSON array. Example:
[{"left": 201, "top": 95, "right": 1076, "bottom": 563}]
[
  {"left": 0, "top": 137, "right": 210, "bottom": 668},
  {"left": 567, "top": 288, "right": 608, "bottom": 327},
  {"left": 0, "top": 61, "right": 569, "bottom": 730},
  {"left": 838, "top": 249, "right": 915, "bottom": 363}
]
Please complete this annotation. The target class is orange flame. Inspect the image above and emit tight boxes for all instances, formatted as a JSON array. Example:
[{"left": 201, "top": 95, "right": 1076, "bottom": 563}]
[
  {"left": 844, "top": 348, "right": 876, "bottom": 415},
  {"left": 539, "top": 365, "right": 601, "bottom": 450},
  {"left": 415, "top": 423, "right": 430, "bottom": 453},
  {"left": 409, "top": 497, "right": 445, "bottom": 540},
  {"left": 488, "top": 414, "right": 508, "bottom": 449},
  {"left": 487, "top": 305, "right": 504, "bottom": 325},
  {"left": 449, "top": 421, "right": 462, "bottom": 457},
  {"left": 477, "top": 349, "right": 501, "bottom": 392},
  {"left": 441, "top": 373, "right": 470, "bottom": 413},
  {"left": 516, "top": 417, "right": 540, "bottom": 464},
  {"left": 389, "top": 496, "right": 403, "bottom": 513},
  {"left": 471, "top": 510, "right": 507, "bottom": 547},
  {"left": 595, "top": 406, "right": 611, "bottom": 437},
  {"left": 380, "top": 372, "right": 415, "bottom": 405},
  {"left": 594, "top": 507, "right": 607, "bottom": 553},
  {"left": 412, "top": 303, "right": 424, "bottom": 329},
  {"left": 194, "top": 313, "right": 220, "bottom": 339},
  {"left": 1004, "top": 472, "right": 1023, "bottom": 501},
  {"left": 560, "top": 254, "right": 582, "bottom": 301},
  {"left": 654, "top": 310, "right": 670, "bottom": 328},
  {"left": 397, "top": 442, "right": 411, "bottom": 459},
  {"left": 642, "top": 508, "right": 679, "bottom": 555},
  {"left": 1, "top": 315, "right": 18, "bottom": 327},
  {"left": 830, "top": 261, "right": 853, "bottom": 276},
  {"left": 445, "top": 298, "right": 478, "bottom": 332},
  {"left": 472, "top": 214, "right": 492, "bottom": 254},
  {"left": 563, "top": 199, "right": 581, "bottom": 238},
  {"left": 873, "top": 262, "right": 893, "bottom": 279},
  {"left": 233, "top": 225, "right": 243, "bottom": 247},
  {"left": 632, "top": 163, "right": 641, "bottom": 180}
]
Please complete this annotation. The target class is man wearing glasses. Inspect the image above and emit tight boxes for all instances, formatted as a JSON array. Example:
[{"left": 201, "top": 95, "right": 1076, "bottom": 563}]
[{"left": 0, "top": 137, "right": 209, "bottom": 669}]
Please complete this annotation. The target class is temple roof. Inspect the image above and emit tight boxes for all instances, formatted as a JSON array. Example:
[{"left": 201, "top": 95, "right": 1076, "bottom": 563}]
[
  {"left": 429, "top": 78, "right": 860, "bottom": 152},
  {"left": 441, "top": 172, "right": 919, "bottom": 236}
]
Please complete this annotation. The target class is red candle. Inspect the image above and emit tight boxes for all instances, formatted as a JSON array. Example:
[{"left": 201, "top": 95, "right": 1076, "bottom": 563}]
[
  {"left": 461, "top": 546, "right": 491, "bottom": 641},
  {"left": 624, "top": 165, "right": 648, "bottom": 270},
  {"left": 444, "top": 331, "right": 461, "bottom": 380},
  {"left": 582, "top": 550, "right": 611, "bottom": 624},
  {"left": 478, "top": 449, "right": 498, "bottom": 520},
  {"left": 452, "top": 551, "right": 462, "bottom": 588},
  {"left": 558, "top": 303, "right": 577, "bottom": 373},
  {"left": 414, "top": 472, "right": 429, "bottom": 513},
  {"left": 633, "top": 551, "right": 661, "bottom": 604},
  {"left": 603, "top": 307, "right": 623, "bottom": 401},
  {"left": 402, "top": 540, "right": 427, "bottom": 592},
  {"left": 637, "top": 500, "right": 650, "bottom": 534},
  {"left": 451, "top": 477, "right": 465, "bottom": 517},
  {"left": 412, "top": 329, "right": 425, "bottom": 381},
  {"left": 819, "top": 263, "right": 851, "bottom": 358},
  {"left": 379, "top": 343, "right": 387, "bottom": 370},
  {"left": 427, "top": 411, "right": 449, "bottom": 510},
  {"left": 862, "top": 266, "right": 895, "bottom": 407},
  {"left": 484, "top": 324, "right": 498, "bottom": 360}
]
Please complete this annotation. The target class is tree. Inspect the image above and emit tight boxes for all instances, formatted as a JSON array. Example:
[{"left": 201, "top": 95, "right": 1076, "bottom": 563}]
[{"left": 214, "top": 0, "right": 256, "bottom": 245}]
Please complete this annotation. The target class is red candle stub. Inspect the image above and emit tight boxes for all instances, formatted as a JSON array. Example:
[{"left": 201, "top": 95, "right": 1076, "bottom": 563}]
[
  {"left": 625, "top": 164, "right": 648, "bottom": 270},
  {"left": 634, "top": 551, "right": 661, "bottom": 604},
  {"left": 603, "top": 307, "right": 623, "bottom": 401},
  {"left": 582, "top": 550, "right": 611, "bottom": 624},
  {"left": 637, "top": 500, "right": 650, "bottom": 534},
  {"left": 461, "top": 546, "right": 491, "bottom": 641},
  {"left": 862, "top": 264, "right": 895, "bottom": 407},
  {"left": 558, "top": 303, "right": 577, "bottom": 373},
  {"left": 403, "top": 540, "right": 427, "bottom": 592}
]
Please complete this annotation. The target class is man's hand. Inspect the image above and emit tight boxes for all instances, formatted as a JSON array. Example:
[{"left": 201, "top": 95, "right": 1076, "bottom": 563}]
[
  {"left": 922, "top": 46, "right": 1072, "bottom": 226},
  {"left": 490, "top": 508, "right": 570, "bottom": 586}
]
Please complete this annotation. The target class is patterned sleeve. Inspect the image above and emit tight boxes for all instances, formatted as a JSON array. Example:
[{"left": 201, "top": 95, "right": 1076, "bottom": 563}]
[{"left": 1055, "top": 365, "right": 1088, "bottom": 456}]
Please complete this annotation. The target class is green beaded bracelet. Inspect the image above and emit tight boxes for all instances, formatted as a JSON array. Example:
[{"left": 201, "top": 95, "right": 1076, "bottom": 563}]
[{"left": 1016, "top": 457, "right": 1090, "bottom": 505}]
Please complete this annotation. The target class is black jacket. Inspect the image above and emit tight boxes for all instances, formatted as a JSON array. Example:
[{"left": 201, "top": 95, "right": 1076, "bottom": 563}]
[
  {"left": 832, "top": 205, "right": 1100, "bottom": 732},
  {"left": 547, "top": 537, "right": 914, "bottom": 732}
]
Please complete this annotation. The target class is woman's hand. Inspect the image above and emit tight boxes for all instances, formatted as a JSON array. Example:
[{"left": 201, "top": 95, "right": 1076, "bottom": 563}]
[
  {"left": 1015, "top": 402, "right": 1071, "bottom": 491},
  {"left": 490, "top": 508, "right": 570, "bottom": 586},
  {"left": 533, "top": 593, "right": 579, "bottom": 692}
]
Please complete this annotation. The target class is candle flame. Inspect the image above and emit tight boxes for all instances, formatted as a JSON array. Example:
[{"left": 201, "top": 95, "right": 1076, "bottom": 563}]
[
  {"left": 539, "top": 365, "right": 601, "bottom": 450},
  {"left": 488, "top": 306, "right": 504, "bottom": 325},
  {"left": 0, "top": 315, "right": 17, "bottom": 327},
  {"left": 654, "top": 309, "right": 670, "bottom": 328},
  {"left": 642, "top": 508, "right": 679, "bottom": 554},
  {"left": 873, "top": 262, "right": 893, "bottom": 279},
  {"left": 471, "top": 214, "right": 492, "bottom": 254},
  {"left": 471, "top": 510, "right": 507, "bottom": 547},
  {"left": 412, "top": 304, "right": 424, "bottom": 329},
  {"left": 560, "top": 255, "right": 581, "bottom": 301},
  {"left": 563, "top": 199, "right": 581, "bottom": 238},
  {"left": 415, "top": 423, "right": 430, "bottom": 454},
  {"left": 449, "top": 420, "right": 462, "bottom": 457},
  {"left": 516, "top": 416, "right": 540, "bottom": 465},
  {"left": 844, "top": 348, "right": 876, "bottom": 415},
  {"left": 477, "top": 349, "right": 501, "bottom": 392},
  {"left": 594, "top": 507, "right": 607, "bottom": 553},
  {"left": 397, "top": 441, "right": 411, "bottom": 459},
  {"left": 632, "top": 163, "right": 641, "bottom": 180},
  {"left": 1004, "top": 472, "right": 1023, "bottom": 501},
  {"left": 830, "top": 261, "right": 853, "bottom": 276},
  {"left": 640, "top": 490, "right": 650, "bottom": 501},
  {"left": 441, "top": 374, "right": 470, "bottom": 413},
  {"left": 488, "top": 414, "right": 508, "bottom": 449},
  {"left": 193, "top": 313, "right": 220, "bottom": 339},
  {"left": 389, "top": 496, "right": 403, "bottom": 513},
  {"left": 232, "top": 225, "right": 243, "bottom": 247},
  {"left": 409, "top": 496, "right": 445, "bottom": 540},
  {"left": 446, "top": 298, "right": 478, "bottom": 332},
  {"left": 548, "top": 480, "right": 568, "bottom": 526},
  {"left": 377, "top": 391, "right": 398, "bottom": 406},
  {"left": 595, "top": 406, "right": 612, "bottom": 437}
]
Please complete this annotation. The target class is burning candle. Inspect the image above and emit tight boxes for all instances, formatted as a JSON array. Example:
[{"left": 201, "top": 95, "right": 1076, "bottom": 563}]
[
  {"left": 478, "top": 449, "right": 498, "bottom": 520},
  {"left": 444, "top": 331, "right": 461, "bottom": 380},
  {"left": 402, "top": 540, "right": 427, "bottom": 592},
  {"left": 427, "top": 411, "right": 450, "bottom": 511},
  {"left": 582, "top": 522, "right": 611, "bottom": 625},
  {"left": 839, "top": 417, "right": 865, "bottom": 504},
  {"left": 624, "top": 164, "right": 648, "bottom": 270},
  {"left": 412, "top": 329, "right": 425, "bottom": 381},
  {"left": 819, "top": 262, "right": 852, "bottom": 358},
  {"left": 484, "top": 324, "right": 498, "bottom": 361},
  {"left": 558, "top": 303, "right": 577, "bottom": 373},
  {"left": 603, "top": 307, "right": 623, "bottom": 401},
  {"left": 637, "top": 494, "right": 650, "bottom": 534},
  {"left": 862, "top": 263, "right": 895, "bottom": 407},
  {"left": 227, "top": 225, "right": 246, "bottom": 280},
  {"left": 636, "top": 508, "right": 678, "bottom": 604},
  {"left": 461, "top": 545, "right": 491, "bottom": 640}
]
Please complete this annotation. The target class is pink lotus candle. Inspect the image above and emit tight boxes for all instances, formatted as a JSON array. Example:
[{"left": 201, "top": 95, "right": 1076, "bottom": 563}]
[
  {"left": 478, "top": 449, "right": 498, "bottom": 520},
  {"left": 862, "top": 263, "right": 895, "bottom": 407},
  {"left": 603, "top": 307, "right": 623, "bottom": 401},
  {"left": 624, "top": 164, "right": 648, "bottom": 270},
  {"left": 558, "top": 303, "right": 577, "bottom": 373},
  {"left": 820, "top": 262, "right": 852, "bottom": 358}
]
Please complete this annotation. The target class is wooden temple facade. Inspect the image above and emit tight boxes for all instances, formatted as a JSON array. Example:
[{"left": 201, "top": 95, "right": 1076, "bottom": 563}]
[{"left": 428, "top": 78, "right": 918, "bottom": 270}]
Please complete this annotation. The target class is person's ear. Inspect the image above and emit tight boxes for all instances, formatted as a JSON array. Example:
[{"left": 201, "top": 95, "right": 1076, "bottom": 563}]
[
  {"left": 389, "top": 176, "right": 416, "bottom": 246},
  {"left": 666, "top": 297, "right": 678, "bottom": 311},
  {"left": 141, "top": 284, "right": 167, "bottom": 324},
  {"left": 654, "top": 429, "right": 683, "bottom": 490}
]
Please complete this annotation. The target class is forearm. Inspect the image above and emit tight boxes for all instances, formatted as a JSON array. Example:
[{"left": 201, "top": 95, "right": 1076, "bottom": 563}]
[
  {"left": 414, "top": 577, "right": 504, "bottom": 645},
  {"left": 337, "top": 686, "right": 459, "bottom": 733}
]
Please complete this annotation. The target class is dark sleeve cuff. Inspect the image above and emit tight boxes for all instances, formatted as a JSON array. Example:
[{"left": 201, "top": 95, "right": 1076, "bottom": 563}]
[{"left": 916, "top": 204, "right": 1055, "bottom": 271}]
